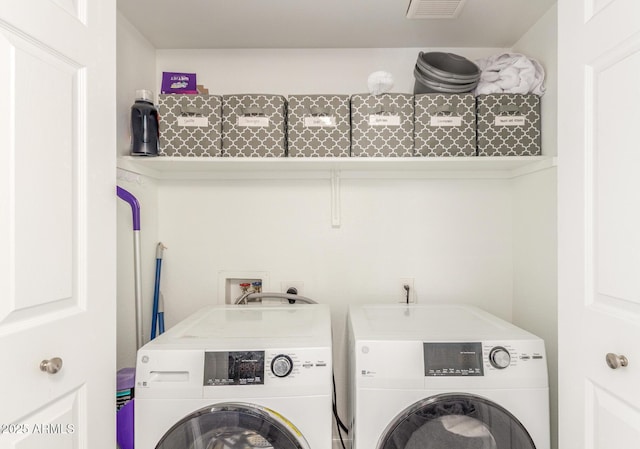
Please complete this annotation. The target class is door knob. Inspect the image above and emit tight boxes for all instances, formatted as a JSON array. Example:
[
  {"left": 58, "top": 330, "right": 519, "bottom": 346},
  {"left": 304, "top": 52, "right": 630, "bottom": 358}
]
[
  {"left": 605, "top": 353, "right": 628, "bottom": 369},
  {"left": 40, "top": 357, "right": 63, "bottom": 374}
]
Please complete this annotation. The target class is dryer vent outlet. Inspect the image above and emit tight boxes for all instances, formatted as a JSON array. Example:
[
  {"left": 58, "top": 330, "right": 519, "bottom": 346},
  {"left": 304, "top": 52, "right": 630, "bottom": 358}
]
[{"left": 398, "top": 277, "right": 416, "bottom": 303}]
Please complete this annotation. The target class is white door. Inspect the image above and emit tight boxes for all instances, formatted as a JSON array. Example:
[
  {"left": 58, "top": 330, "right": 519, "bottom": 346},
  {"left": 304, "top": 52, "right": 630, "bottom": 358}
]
[
  {"left": 558, "top": 0, "right": 640, "bottom": 447},
  {"left": 0, "top": 0, "right": 116, "bottom": 447}
]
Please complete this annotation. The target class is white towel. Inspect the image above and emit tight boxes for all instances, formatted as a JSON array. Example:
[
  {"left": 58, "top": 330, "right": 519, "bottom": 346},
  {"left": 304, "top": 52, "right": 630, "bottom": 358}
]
[
  {"left": 474, "top": 52, "right": 546, "bottom": 96},
  {"left": 368, "top": 71, "right": 394, "bottom": 95}
]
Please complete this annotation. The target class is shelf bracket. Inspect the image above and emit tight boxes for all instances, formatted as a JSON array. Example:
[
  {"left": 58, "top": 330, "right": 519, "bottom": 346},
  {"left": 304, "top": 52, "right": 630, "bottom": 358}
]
[
  {"left": 117, "top": 167, "right": 144, "bottom": 185},
  {"left": 331, "top": 169, "right": 341, "bottom": 228}
]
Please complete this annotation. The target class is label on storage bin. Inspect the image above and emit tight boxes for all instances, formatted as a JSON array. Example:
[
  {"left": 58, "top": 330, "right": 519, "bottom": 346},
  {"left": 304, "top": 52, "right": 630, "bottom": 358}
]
[
  {"left": 430, "top": 116, "right": 463, "bottom": 127},
  {"left": 238, "top": 116, "right": 270, "bottom": 127},
  {"left": 369, "top": 115, "right": 401, "bottom": 126},
  {"left": 304, "top": 116, "right": 337, "bottom": 127},
  {"left": 177, "top": 116, "right": 209, "bottom": 127},
  {"left": 495, "top": 116, "right": 526, "bottom": 126}
]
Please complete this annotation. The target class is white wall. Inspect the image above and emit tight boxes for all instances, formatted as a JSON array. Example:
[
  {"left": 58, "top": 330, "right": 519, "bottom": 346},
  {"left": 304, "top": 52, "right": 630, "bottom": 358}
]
[
  {"left": 155, "top": 47, "right": 507, "bottom": 96},
  {"left": 117, "top": 12, "right": 157, "bottom": 156},
  {"left": 512, "top": 167, "right": 558, "bottom": 449},
  {"left": 512, "top": 4, "right": 558, "bottom": 449},
  {"left": 157, "top": 178, "right": 514, "bottom": 325},
  {"left": 116, "top": 13, "right": 159, "bottom": 369}
]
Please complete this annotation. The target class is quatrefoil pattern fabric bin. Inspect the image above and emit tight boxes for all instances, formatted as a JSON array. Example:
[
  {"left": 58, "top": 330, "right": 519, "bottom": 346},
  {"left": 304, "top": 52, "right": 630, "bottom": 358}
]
[
  {"left": 222, "top": 94, "right": 287, "bottom": 157},
  {"left": 414, "top": 93, "right": 476, "bottom": 157},
  {"left": 350, "top": 94, "right": 414, "bottom": 157},
  {"left": 158, "top": 94, "right": 222, "bottom": 157},
  {"left": 476, "top": 94, "right": 541, "bottom": 156},
  {"left": 287, "top": 95, "right": 351, "bottom": 157}
]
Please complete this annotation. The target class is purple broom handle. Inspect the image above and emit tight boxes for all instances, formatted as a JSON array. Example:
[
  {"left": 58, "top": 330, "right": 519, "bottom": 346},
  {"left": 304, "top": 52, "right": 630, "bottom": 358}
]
[
  {"left": 117, "top": 185, "right": 144, "bottom": 349},
  {"left": 117, "top": 186, "right": 140, "bottom": 231}
]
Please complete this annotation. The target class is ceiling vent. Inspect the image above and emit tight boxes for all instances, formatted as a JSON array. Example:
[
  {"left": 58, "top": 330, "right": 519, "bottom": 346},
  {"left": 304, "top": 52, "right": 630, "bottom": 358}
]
[{"left": 406, "top": 0, "right": 467, "bottom": 19}]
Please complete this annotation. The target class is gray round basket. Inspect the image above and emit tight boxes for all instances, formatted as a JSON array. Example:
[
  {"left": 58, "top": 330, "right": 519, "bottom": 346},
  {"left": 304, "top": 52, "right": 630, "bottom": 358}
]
[
  {"left": 414, "top": 52, "right": 480, "bottom": 94},
  {"left": 413, "top": 65, "right": 478, "bottom": 94}
]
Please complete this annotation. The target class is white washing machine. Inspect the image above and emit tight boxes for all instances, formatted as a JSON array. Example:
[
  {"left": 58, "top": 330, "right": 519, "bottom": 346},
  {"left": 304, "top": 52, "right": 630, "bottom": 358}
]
[
  {"left": 347, "top": 304, "right": 549, "bottom": 449},
  {"left": 135, "top": 304, "right": 333, "bottom": 449}
]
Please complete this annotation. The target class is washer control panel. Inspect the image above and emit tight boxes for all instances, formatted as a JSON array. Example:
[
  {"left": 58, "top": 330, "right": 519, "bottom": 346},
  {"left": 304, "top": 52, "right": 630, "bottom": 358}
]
[
  {"left": 202, "top": 348, "right": 330, "bottom": 386},
  {"left": 204, "top": 351, "right": 265, "bottom": 386},
  {"left": 264, "top": 350, "right": 329, "bottom": 380}
]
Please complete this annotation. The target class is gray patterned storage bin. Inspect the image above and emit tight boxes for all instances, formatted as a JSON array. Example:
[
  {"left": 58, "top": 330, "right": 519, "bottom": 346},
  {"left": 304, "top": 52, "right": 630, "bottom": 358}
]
[
  {"left": 157, "top": 94, "right": 222, "bottom": 157},
  {"left": 287, "top": 95, "right": 351, "bottom": 157},
  {"left": 477, "top": 94, "right": 541, "bottom": 156},
  {"left": 350, "top": 94, "right": 414, "bottom": 157},
  {"left": 414, "top": 93, "right": 476, "bottom": 157},
  {"left": 222, "top": 94, "right": 287, "bottom": 157}
]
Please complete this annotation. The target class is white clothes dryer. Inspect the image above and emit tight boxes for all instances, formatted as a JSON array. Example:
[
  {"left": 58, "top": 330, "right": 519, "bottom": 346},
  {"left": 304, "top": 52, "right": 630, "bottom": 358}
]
[
  {"left": 347, "top": 304, "right": 549, "bottom": 449},
  {"left": 135, "top": 304, "right": 333, "bottom": 449}
]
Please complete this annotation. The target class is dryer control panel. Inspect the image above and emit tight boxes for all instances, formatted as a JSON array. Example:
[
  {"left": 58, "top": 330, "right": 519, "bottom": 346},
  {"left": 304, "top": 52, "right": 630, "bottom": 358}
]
[
  {"left": 421, "top": 341, "right": 546, "bottom": 376},
  {"left": 353, "top": 338, "right": 547, "bottom": 390},
  {"left": 423, "top": 342, "right": 484, "bottom": 376}
]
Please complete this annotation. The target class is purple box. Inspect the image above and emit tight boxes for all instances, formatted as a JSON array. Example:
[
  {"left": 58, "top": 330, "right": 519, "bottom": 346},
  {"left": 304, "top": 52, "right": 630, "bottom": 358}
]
[
  {"left": 116, "top": 367, "right": 135, "bottom": 449},
  {"left": 161, "top": 72, "right": 198, "bottom": 94}
]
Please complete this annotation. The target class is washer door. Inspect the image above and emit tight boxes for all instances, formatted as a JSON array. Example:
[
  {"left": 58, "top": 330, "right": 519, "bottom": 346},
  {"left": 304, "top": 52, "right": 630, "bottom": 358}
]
[
  {"left": 378, "top": 393, "right": 537, "bottom": 449},
  {"left": 155, "top": 402, "right": 311, "bottom": 449}
]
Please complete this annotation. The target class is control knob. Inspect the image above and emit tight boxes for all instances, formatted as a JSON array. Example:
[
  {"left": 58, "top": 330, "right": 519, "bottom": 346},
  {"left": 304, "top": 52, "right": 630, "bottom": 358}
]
[
  {"left": 489, "top": 347, "right": 511, "bottom": 369},
  {"left": 271, "top": 355, "right": 293, "bottom": 377}
]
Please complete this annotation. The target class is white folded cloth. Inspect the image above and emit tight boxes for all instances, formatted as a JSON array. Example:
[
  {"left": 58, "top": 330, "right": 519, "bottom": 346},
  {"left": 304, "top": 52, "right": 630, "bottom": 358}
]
[
  {"left": 368, "top": 71, "right": 394, "bottom": 95},
  {"left": 474, "top": 52, "right": 546, "bottom": 96}
]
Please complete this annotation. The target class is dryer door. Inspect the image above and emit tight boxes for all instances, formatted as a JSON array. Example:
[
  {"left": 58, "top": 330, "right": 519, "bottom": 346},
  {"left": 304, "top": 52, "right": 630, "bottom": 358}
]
[
  {"left": 155, "top": 402, "right": 311, "bottom": 449},
  {"left": 378, "top": 393, "right": 536, "bottom": 449}
]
